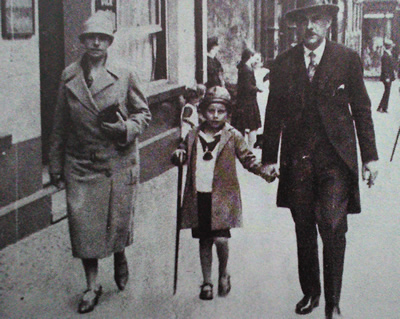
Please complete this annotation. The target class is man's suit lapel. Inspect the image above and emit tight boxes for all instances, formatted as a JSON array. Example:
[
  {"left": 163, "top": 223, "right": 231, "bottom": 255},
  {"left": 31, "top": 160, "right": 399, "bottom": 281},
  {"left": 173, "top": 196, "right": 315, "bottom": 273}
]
[
  {"left": 290, "top": 44, "right": 308, "bottom": 110},
  {"left": 313, "top": 40, "right": 340, "bottom": 91}
]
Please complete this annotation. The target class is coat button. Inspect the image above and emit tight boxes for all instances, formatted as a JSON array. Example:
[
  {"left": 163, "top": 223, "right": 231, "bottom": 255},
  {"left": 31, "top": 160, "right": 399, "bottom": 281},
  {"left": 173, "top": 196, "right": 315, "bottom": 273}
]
[{"left": 105, "top": 170, "right": 112, "bottom": 177}]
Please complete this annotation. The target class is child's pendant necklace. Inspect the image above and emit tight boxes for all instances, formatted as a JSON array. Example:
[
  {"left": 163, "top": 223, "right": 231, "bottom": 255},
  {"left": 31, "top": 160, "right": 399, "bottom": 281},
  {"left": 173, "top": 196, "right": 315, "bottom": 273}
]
[
  {"left": 203, "top": 147, "right": 213, "bottom": 161},
  {"left": 199, "top": 134, "right": 221, "bottom": 161}
]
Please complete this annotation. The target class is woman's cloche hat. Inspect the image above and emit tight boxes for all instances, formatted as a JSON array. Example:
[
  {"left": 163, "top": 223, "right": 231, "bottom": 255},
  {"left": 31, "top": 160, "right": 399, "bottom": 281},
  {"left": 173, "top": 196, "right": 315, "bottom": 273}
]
[
  {"left": 285, "top": 0, "right": 339, "bottom": 21},
  {"left": 79, "top": 10, "right": 115, "bottom": 42}
]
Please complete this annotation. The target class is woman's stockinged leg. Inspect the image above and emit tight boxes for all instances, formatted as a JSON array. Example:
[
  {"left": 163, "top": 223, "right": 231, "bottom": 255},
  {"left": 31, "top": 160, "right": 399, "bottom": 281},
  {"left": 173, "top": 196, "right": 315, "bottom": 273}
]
[
  {"left": 199, "top": 238, "right": 214, "bottom": 284},
  {"left": 82, "top": 258, "right": 99, "bottom": 290},
  {"left": 214, "top": 237, "right": 229, "bottom": 277}
]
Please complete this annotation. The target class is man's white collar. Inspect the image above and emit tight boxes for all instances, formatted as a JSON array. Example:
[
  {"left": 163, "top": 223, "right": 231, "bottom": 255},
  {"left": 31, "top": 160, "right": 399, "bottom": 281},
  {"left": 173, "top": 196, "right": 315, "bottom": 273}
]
[{"left": 304, "top": 38, "right": 326, "bottom": 65}]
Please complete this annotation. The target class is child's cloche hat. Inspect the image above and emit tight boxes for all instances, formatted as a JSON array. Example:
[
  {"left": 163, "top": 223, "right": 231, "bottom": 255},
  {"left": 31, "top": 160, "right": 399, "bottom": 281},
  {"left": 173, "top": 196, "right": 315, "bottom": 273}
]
[{"left": 199, "top": 86, "right": 231, "bottom": 113}]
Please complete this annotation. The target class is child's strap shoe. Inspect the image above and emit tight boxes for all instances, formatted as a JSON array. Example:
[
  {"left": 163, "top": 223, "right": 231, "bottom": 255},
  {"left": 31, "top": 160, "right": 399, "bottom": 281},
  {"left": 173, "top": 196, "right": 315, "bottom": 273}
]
[
  {"left": 199, "top": 283, "right": 213, "bottom": 300},
  {"left": 218, "top": 274, "right": 231, "bottom": 297}
]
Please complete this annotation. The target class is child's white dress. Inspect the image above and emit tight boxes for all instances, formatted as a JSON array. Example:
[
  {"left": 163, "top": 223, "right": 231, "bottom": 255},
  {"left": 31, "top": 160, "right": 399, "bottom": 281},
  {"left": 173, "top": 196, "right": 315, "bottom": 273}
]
[{"left": 180, "top": 103, "right": 199, "bottom": 140}]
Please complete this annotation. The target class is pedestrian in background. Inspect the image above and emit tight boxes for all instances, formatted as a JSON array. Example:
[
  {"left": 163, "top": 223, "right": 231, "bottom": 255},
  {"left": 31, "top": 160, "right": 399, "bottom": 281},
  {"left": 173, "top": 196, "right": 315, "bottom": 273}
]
[
  {"left": 262, "top": 1, "right": 379, "bottom": 318},
  {"left": 232, "top": 48, "right": 262, "bottom": 151},
  {"left": 377, "top": 38, "right": 396, "bottom": 113},
  {"left": 253, "top": 52, "right": 270, "bottom": 149},
  {"left": 49, "top": 11, "right": 151, "bottom": 314},
  {"left": 171, "top": 86, "right": 273, "bottom": 301},
  {"left": 180, "top": 84, "right": 206, "bottom": 141},
  {"left": 206, "top": 37, "right": 225, "bottom": 88}
]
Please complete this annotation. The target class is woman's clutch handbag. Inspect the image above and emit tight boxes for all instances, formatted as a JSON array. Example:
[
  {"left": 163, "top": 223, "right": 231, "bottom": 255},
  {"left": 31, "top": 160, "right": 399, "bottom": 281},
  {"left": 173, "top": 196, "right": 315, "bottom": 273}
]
[{"left": 98, "top": 103, "right": 120, "bottom": 124}]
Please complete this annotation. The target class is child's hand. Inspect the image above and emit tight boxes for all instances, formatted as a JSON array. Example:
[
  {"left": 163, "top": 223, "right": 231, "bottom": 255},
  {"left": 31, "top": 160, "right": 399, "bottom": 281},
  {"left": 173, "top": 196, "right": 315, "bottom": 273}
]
[
  {"left": 260, "top": 164, "right": 279, "bottom": 183},
  {"left": 171, "top": 149, "right": 187, "bottom": 166},
  {"left": 261, "top": 173, "right": 276, "bottom": 183}
]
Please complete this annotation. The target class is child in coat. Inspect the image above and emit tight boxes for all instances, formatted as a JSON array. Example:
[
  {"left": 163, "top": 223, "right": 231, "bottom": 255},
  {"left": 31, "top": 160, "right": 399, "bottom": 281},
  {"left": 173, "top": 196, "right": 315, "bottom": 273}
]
[{"left": 172, "top": 86, "right": 274, "bottom": 300}]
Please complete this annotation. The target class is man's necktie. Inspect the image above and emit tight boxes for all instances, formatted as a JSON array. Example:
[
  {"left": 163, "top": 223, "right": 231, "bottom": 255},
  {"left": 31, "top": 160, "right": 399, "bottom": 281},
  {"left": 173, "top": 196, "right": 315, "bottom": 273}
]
[{"left": 307, "top": 51, "right": 317, "bottom": 82}]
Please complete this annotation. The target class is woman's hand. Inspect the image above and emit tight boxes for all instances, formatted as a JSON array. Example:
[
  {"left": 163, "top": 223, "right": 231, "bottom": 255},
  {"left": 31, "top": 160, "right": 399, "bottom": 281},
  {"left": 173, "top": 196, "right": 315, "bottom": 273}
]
[{"left": 101, "top": 112, "right": 127, "bottom": 139}]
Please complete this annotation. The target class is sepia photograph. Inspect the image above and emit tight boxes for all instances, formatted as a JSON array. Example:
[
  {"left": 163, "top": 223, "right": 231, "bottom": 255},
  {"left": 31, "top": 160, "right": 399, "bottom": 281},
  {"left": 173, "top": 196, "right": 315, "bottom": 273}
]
[{"left": 0, "top": 0, "right": 399, "bottom": 318}]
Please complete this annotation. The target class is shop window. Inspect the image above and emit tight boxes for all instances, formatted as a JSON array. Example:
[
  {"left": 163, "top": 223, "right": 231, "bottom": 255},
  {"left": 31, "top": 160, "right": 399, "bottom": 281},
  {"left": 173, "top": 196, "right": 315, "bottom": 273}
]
[{"left": 115, "top": 0, "right": 166, "bottom": 82}]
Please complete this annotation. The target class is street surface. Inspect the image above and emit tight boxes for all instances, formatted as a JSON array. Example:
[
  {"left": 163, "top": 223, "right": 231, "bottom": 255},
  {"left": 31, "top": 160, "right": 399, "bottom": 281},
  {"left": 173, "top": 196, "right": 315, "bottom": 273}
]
[{"left": 0, "top": 79, "right": 399, "bottom": 318}]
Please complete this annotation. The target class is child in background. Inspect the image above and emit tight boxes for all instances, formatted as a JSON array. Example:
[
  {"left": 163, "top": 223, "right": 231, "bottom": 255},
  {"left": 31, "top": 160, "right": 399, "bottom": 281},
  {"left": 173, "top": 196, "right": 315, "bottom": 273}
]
[
  {"left": 252, "top": 52, "right": 270, "bottom": 149},
  {"left": 172, "top": 86, "right": 273, "bottom": 300},
  {"left": 180, "top": 84, "right": 206, "bottom": 141}
]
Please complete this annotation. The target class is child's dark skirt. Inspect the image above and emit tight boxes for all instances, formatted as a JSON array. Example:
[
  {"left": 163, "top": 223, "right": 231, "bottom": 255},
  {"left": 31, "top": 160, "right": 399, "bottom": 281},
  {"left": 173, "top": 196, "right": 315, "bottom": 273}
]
[{"left": 192, "top": 192, "right": 231, "bottom": 239}]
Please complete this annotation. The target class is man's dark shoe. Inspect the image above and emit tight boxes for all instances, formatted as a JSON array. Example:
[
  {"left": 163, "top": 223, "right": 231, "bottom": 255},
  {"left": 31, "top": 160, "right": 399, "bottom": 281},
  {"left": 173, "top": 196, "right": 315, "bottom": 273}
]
[
  {"left": 114, "top": 254, "right": 129, "bottom": 291},
  {"left": 295, "top": 295, "right": 320, "bottom": 315},
  {"left": 325, "top": 305, "right": 341, "bottom": 319}
]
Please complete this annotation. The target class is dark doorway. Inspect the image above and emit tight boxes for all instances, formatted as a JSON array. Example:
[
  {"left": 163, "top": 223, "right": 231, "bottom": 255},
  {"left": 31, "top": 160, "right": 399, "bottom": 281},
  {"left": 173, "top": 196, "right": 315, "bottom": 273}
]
[
  {"left": 195, "top": 0, "right": 204, "bottom": 84},
  {"left": 39, "top": 0, "right": 65, "bottom": 163}
]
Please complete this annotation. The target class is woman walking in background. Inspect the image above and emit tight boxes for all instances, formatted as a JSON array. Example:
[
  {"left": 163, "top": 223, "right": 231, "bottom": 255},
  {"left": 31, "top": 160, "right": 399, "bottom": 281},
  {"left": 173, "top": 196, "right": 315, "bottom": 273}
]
[
  {"left": 206, "top": 37, "right": 225, "bottom": 88},
  {"left": 232, "top": 48, "right": 262, "bottom": 151},
  {"left": 49, "top": 11, "right": 151, "bottom": 314}
]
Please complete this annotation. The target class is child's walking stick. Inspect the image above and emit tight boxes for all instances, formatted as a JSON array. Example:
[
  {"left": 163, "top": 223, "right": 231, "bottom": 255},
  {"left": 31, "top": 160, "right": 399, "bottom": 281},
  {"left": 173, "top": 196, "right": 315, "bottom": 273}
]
[
  {"left": 390, "top": 126, "right": 400, "bottom": 162},
  {"left": 173, "top": 164, "right": 183, "bottom": 295}
]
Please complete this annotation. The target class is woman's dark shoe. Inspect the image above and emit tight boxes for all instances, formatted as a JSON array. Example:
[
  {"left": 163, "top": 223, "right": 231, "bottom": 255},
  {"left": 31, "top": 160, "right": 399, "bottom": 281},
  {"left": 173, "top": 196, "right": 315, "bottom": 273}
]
[
  {"left": 114, "top": 255, "right": 129, "bottom": 291},
  {"left": 199, "top": 283, "right": 213, "bottom": 300},
  {"left": 218, "top": 274, "right": 231, "bottom": 297},
  {"left": 78, "top": 285, "right": 102, "bottom": 314}
]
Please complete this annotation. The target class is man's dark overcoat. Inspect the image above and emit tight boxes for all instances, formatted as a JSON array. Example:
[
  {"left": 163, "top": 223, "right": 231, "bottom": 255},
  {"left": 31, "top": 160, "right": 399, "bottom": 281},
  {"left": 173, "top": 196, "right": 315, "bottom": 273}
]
[
  {"left": 262, "top": 40, "right": 378, "bottom": 214},
  {"left": 380, "top": 50, "right": 396, "bottom": 83}
]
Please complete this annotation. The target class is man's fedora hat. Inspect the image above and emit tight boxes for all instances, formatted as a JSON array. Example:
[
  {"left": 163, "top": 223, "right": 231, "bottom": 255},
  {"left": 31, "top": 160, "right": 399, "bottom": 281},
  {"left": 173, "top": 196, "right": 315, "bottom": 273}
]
[
  {"left": 79, "top": 10, "right": 115, "bottom": 42},
  {"left": 285, "top": 0, "right": 339, "bottom": 21}
]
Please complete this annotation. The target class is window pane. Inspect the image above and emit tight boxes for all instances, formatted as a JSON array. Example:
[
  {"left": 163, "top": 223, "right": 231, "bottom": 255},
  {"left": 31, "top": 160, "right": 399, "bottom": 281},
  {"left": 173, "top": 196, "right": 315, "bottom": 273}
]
[{"left": 120, "top": 0, "right": 159, "bottom": 27}]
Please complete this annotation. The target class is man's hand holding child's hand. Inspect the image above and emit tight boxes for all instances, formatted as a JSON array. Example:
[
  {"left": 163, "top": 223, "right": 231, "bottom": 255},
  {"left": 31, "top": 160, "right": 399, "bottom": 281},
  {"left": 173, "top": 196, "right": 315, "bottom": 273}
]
[{"left": 260, "top": 163, "right": 279, "bottom": 183}]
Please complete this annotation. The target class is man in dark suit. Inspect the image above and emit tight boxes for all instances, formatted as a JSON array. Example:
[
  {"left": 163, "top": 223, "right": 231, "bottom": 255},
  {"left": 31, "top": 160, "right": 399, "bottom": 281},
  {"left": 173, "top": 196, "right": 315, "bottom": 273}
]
[
  {"left": 377, "top": 39, "right": 396, "bottom": 113},
  {"left": 261, "top": 1, "right": 379, "bottom": 318}
]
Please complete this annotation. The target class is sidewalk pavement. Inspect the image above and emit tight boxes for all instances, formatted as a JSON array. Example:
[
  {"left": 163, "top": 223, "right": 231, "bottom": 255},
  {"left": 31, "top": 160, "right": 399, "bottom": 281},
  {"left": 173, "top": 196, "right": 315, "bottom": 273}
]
[{"left": 1, "top": 79, "right": 400, "bottom": 319}]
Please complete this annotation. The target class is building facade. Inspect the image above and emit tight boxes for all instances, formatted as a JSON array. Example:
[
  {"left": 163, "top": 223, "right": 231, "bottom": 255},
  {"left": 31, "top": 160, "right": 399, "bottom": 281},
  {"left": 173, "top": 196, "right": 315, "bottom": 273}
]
[
  {"left": 208, "top": 0, "right": 365, "bottom": 83},
  {"left": 0, "top": 0, "right": 370, "bottom": 250},
  {"left": 362, "top": 0, "right": 400, "bottom": 76},
  {"left": 0, "top": 0, "right": 200, "bottom": 249}
]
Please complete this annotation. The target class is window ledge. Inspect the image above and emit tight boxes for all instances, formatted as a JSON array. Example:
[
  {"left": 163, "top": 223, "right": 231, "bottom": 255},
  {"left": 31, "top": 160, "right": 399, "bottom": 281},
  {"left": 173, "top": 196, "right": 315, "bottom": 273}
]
[{"left": 145, "top": 81, "right": 185, "bottom": 105}]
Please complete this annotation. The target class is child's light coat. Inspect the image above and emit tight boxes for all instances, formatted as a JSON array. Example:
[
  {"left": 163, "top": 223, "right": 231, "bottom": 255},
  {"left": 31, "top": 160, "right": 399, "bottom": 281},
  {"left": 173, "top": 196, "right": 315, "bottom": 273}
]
[{"left": 179, "top": 123, "right": 263, "bottom": 230}]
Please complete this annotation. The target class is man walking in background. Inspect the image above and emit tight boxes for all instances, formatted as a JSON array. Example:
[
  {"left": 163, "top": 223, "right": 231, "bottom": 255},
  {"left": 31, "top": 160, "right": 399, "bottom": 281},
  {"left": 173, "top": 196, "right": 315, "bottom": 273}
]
[
  {"left": 377, "top": 38, "right": 396, "bottom": 113},
  {"left": 261, "top": 1, "right": 379, "bottom": 318}
]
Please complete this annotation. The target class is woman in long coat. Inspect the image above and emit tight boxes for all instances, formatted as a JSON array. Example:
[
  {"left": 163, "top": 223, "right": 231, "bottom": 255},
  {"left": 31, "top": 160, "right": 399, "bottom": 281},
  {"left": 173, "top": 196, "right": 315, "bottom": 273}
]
[
  {"left": 49, "top": 11, "right": 151, "bottom": 313},
  {"left": 232, "top": 48, "right": 262, "bottom": 151}
]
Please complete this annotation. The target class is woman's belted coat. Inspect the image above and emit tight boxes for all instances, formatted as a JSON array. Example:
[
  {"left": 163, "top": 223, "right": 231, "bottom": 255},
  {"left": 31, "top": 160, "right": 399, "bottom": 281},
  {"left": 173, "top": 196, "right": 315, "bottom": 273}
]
[{"left": 49, "top": 57, "right": 151, "bottom": 258}]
